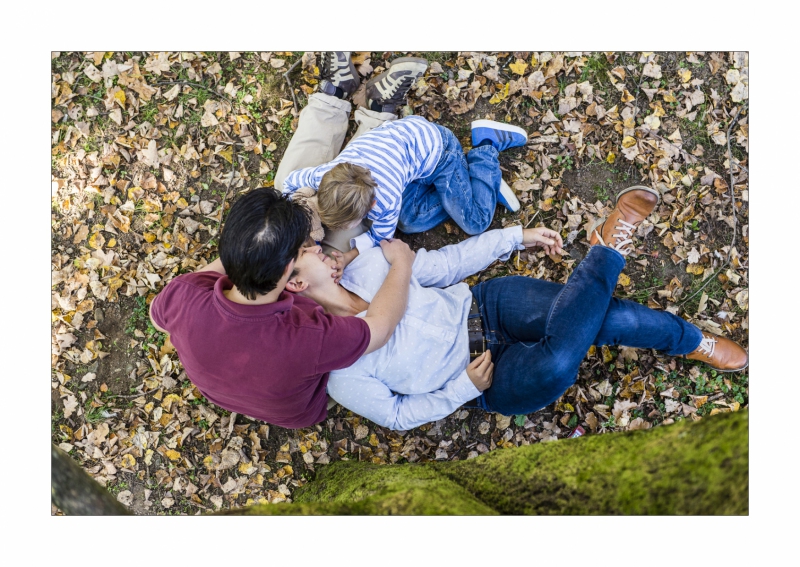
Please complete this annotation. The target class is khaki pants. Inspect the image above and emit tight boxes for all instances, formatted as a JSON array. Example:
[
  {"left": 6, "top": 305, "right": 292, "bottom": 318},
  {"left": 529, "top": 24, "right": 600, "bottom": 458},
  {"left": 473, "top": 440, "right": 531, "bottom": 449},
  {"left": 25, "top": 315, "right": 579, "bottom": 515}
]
[{"left": 274, "top": 93, "right": 395, "bottom": 253}]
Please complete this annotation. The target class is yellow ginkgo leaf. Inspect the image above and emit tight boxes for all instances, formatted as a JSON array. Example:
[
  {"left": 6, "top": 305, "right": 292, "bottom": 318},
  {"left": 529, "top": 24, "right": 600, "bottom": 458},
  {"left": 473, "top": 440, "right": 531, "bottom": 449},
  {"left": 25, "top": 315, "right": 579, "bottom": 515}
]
[
  {"left": 165, "top": 449, "right": 181, "bottom": 461},
  {"left": 606, "top": 152, "right": 616, "bottom": 164},
  {"left": 509, "top": 61, "right": 528, "bottom": 75},
  {"left": 622, "top": 136, "right": 637, "bottom": 148},
  {"left": 114, "top": 89, "right": 126, "bottom": 107},
  {"left": 617, "top": 273, "right": 631, "bottom": 287}
]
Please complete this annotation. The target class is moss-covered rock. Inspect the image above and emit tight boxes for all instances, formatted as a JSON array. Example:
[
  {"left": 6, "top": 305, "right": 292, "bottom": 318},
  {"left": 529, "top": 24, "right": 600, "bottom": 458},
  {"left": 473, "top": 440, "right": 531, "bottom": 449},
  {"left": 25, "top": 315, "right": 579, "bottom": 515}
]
[
  {"left": 238, "top": 410, "right": 747, "bottom": 516},
  {"left": 54, "top": 411, "right": 748, "bottom": 515}
]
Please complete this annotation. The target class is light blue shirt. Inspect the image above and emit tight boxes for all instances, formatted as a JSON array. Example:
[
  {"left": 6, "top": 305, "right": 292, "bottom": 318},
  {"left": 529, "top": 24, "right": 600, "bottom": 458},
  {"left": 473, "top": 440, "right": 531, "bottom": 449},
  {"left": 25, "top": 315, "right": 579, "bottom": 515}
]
[{"left": 327, "top": 226, "right": 525, "bottom": 431}]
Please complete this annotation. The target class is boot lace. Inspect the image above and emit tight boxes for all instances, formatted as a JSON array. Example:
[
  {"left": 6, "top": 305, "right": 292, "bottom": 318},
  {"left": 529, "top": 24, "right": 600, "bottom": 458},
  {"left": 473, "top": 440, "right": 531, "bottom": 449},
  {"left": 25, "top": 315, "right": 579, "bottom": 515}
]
[
  {"left": 594, "top": 219, "right": 637, "bottom": 255},
  {"left": 696, "top": 335, "right": 717, "bottom": 358}
]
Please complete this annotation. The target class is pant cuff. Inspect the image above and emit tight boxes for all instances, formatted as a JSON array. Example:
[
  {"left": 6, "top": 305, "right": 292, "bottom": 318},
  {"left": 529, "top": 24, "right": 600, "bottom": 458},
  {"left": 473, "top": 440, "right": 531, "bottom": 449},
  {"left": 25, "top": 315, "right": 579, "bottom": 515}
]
[{"left": 310, "top": 92, "right": 352, "bottom": 114}]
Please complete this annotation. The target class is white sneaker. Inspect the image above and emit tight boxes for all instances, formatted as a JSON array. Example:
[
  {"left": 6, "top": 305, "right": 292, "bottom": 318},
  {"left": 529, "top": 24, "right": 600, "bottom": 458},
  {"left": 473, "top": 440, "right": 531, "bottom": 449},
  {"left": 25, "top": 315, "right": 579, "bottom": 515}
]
[{"left": 497, "top": 178, "right": 520, "bottom": 212}]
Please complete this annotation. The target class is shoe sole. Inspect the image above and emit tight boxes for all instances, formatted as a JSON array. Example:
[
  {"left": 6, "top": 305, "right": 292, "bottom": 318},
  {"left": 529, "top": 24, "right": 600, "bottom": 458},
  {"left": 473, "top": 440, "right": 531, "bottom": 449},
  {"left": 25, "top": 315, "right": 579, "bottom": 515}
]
[
  {"left": 688, "top": 359, "right": 749, "bottom": 373},
  {"left": 365, "top": 57, "right": 428, "bottom": 102},
  {"left": 498, "top": 178, "right": 520, "bottom": 212},
  {"left": 616, "top": 185, "right": 661, "bottom": 205},
  {"left": 366, "top": 57, "right": 429, "bottom": 89},
  {"left": 388, "top": 56, "right": 429, "bottom": 69},
  {"left": 471, "top": 120, "right": 528, "bottom": 139}
]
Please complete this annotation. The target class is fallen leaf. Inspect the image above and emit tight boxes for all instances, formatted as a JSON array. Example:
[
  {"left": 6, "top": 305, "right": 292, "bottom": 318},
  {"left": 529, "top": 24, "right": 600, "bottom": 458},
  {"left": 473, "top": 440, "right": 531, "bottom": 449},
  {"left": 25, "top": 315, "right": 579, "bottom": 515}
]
[{"left": 509, "top": 61, "right": 528, "bottom": 75}]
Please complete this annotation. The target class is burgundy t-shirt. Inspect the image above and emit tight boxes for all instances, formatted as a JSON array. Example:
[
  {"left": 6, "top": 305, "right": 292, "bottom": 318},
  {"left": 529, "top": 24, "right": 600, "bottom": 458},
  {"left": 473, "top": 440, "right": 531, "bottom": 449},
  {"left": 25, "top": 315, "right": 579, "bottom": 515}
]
[{"left": 150, "top": 271, "right": 370, "bottom": 428}]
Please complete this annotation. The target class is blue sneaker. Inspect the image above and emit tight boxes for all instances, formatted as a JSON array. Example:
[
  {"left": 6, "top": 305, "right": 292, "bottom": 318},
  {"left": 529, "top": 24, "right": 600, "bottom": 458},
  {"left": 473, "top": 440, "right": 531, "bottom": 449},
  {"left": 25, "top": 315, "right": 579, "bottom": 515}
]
[
  {"left": 497, "top": 178, "right": 520, "bottom": 213},
  {"left": 471, "top": 120, "right": 528, "bottom": 152}
]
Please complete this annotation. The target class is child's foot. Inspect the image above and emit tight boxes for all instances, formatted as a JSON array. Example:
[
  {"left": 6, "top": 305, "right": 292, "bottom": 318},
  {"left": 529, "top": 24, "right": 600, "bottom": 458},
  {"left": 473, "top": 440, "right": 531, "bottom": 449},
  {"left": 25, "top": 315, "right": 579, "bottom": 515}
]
[
  {"left": 471, "top": 120, "right": 528, "bottom": 152},
  {"left": 319, "top": 52, "right": 360, "bottom": 99},
  {"left": 685, "top": 332, "right": 749, "bottom": 372},
  {"left": 497, "top": 178, "right": 520, "bottom": 213},
  {"left": 366, "top": 57, "right": 428, "bottom": 113},
  {"left": 589, "top": 185, "right": 660, "bottom": 256}
]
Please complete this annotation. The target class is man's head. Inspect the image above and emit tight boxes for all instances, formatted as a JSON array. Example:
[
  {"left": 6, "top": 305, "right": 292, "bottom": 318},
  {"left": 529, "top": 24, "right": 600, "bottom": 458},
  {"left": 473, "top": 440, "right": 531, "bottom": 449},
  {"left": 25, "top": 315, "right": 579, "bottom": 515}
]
[
  {"left": 317, "top": 163, "right": 377, "bottom": 230},
  {"left": 285, "top": 244, "right": 339, "bottom": 296},
  {"left": 219, "top": 187, "right": 311, "bottom": 300}
]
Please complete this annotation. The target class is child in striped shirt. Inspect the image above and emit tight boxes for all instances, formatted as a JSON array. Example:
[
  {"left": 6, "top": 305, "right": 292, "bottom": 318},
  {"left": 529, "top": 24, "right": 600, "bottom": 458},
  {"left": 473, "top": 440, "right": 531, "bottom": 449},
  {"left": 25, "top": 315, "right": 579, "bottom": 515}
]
[{"left": 280, "top": 53, "right": 529, "bottom": 268}]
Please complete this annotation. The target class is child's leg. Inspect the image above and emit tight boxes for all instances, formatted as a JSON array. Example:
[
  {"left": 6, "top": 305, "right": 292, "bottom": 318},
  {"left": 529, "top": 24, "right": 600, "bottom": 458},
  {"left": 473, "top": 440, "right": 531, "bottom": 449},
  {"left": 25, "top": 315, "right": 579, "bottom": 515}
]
[
  {"left": 398, "top": 125, "right": 499, "bottom": 235},
  {"left": 274, "top": 94, "right": 351, "bottom": 191}
]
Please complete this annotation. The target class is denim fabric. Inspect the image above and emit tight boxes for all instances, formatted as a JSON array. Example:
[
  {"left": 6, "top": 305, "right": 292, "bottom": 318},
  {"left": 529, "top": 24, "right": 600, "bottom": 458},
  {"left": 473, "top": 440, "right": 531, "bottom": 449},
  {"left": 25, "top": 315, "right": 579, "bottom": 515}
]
[
  {"left": 469, "top": 246, "right": 704, "bottom": 416},
  {"left": 397, "top": 124, "right": 500, "bottom": 235}
]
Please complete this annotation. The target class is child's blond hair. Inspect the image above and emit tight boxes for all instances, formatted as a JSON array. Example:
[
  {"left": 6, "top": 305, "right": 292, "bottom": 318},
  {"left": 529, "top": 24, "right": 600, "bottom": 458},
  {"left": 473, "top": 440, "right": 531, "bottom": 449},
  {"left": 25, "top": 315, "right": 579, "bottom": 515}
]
[{"left": 317, "top": 163, "right": 376, "bottom": 230}]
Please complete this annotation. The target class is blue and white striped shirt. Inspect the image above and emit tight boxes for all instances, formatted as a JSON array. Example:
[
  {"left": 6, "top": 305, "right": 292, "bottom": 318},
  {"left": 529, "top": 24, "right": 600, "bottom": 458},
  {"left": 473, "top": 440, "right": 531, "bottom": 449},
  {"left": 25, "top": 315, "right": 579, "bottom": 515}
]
[{"left": 282, "top": 116, "right": 444, "bottom": 250}]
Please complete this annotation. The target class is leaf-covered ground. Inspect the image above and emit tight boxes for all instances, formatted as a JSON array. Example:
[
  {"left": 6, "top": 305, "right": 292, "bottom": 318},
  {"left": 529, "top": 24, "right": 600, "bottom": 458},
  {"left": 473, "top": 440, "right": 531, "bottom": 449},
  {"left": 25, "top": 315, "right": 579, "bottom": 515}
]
[{"left": 51, "top": 51, "right": 749, "bottom": 515}]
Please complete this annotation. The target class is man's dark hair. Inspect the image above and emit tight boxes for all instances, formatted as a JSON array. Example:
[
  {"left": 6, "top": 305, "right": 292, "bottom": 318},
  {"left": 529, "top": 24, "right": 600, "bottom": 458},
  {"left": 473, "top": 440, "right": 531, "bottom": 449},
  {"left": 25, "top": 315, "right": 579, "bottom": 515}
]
[{"left": 219, "top": 187, "right": 312, "bottom": 300}]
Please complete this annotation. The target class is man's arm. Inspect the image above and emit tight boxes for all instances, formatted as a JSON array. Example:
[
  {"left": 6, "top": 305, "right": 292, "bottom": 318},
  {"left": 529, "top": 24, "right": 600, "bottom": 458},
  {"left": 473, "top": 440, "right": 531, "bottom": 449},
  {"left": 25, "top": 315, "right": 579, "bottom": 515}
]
[
  {"left": 412, "top": 226, "right": 563, "bottom": 288},
  {"left": 360, "top": 239, "right": 415, "bottom": 355},
  {"left": 327, "top": 368, "right": 481, "bottom": 431},
  {"left": 412, "top": 226, "right": 524, "bottom": 288}
]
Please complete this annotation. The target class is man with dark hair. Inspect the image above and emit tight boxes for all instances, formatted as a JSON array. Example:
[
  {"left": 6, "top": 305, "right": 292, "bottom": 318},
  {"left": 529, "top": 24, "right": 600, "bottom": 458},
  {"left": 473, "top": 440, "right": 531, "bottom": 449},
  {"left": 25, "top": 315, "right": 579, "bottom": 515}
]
[{"left": 149, "top": 187, "right": 416, "bottom": 429}]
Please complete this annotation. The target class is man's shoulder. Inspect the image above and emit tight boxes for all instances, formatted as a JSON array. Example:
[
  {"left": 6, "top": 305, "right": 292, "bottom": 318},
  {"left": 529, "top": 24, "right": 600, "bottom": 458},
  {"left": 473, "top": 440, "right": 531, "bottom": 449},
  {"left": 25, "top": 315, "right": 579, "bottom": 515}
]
[{"left": 159, "top": 271, "right": 220, "bottom": 297}]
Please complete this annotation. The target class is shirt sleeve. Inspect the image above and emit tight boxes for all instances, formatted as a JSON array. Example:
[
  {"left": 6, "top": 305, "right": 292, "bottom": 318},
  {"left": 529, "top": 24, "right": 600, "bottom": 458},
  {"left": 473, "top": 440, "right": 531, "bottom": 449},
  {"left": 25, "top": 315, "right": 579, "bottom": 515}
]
[
  {"left": 327, "top": 368, "right": 481, "bottom": 431},
  {"left": 150, "top": 271, "right": 221, "bottom": 332},
  {"left": 351, "top": 202, "right": 400, "bottom": 252},
  {"left": 282, "top": 166, "right": 320, "bottom": 197},
  {"left": 313, "top": 314, "right": 372, "bottom": 374},
  {"left": 412, "top": 226, "right": 524, "bottom": 288}
]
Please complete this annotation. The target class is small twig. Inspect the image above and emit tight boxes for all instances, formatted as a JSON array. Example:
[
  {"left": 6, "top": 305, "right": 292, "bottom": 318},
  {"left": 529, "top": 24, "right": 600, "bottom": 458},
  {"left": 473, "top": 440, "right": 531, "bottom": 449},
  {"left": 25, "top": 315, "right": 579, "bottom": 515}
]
[
  {"left": 106, "top": 391, "right": 146, "bottom": 399},
  {"left": 679, "top": 102, "right": 747, "bottom": 307},
  {"left": 283, "top": 58, "right": 302, "bottom": 114},
  {"left": 524, "top": 210, "right": 541, "bottom": 228}
]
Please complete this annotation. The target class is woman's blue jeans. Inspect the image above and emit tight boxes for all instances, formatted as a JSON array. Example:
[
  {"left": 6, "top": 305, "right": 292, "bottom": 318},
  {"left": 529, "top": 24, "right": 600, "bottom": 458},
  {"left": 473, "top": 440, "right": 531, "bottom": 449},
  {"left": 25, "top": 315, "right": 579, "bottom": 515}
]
[
  {"left": 397, "top": 125, "right": 499, "bottom": 235},
  {"left": 469, "top": 246, "right": 704, "bottom": 416}
]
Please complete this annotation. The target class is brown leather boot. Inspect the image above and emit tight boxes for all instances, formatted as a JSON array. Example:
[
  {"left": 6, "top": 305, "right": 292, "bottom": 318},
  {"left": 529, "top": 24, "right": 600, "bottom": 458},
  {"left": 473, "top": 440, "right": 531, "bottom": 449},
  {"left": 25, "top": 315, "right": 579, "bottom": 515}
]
[
  {"left": 589, "top": 186, "right": 660, "bottom": 256},
  {"left": 685, "top": 332, "right": 749, "bottom": 372}
]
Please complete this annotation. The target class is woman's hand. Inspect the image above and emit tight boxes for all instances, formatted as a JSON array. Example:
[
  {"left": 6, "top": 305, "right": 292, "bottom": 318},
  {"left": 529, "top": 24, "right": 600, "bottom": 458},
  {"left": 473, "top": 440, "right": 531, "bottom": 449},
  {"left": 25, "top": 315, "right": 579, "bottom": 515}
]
[{"left": 522, "top": 227, "right": 564, "bottom": 256}]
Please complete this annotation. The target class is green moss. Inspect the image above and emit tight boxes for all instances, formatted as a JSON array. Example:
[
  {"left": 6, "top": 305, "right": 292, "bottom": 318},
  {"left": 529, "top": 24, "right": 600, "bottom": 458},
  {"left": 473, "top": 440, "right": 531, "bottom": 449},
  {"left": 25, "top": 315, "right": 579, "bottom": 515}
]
[
  {"left": 291, "top": 460, "right": 497, "bottom": 515},
  {"left": 437, "top": 410, "right": 748, "bottom": 515},
  {"left": 215, "top": 411, "right": 747, "bottom": 515}
]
